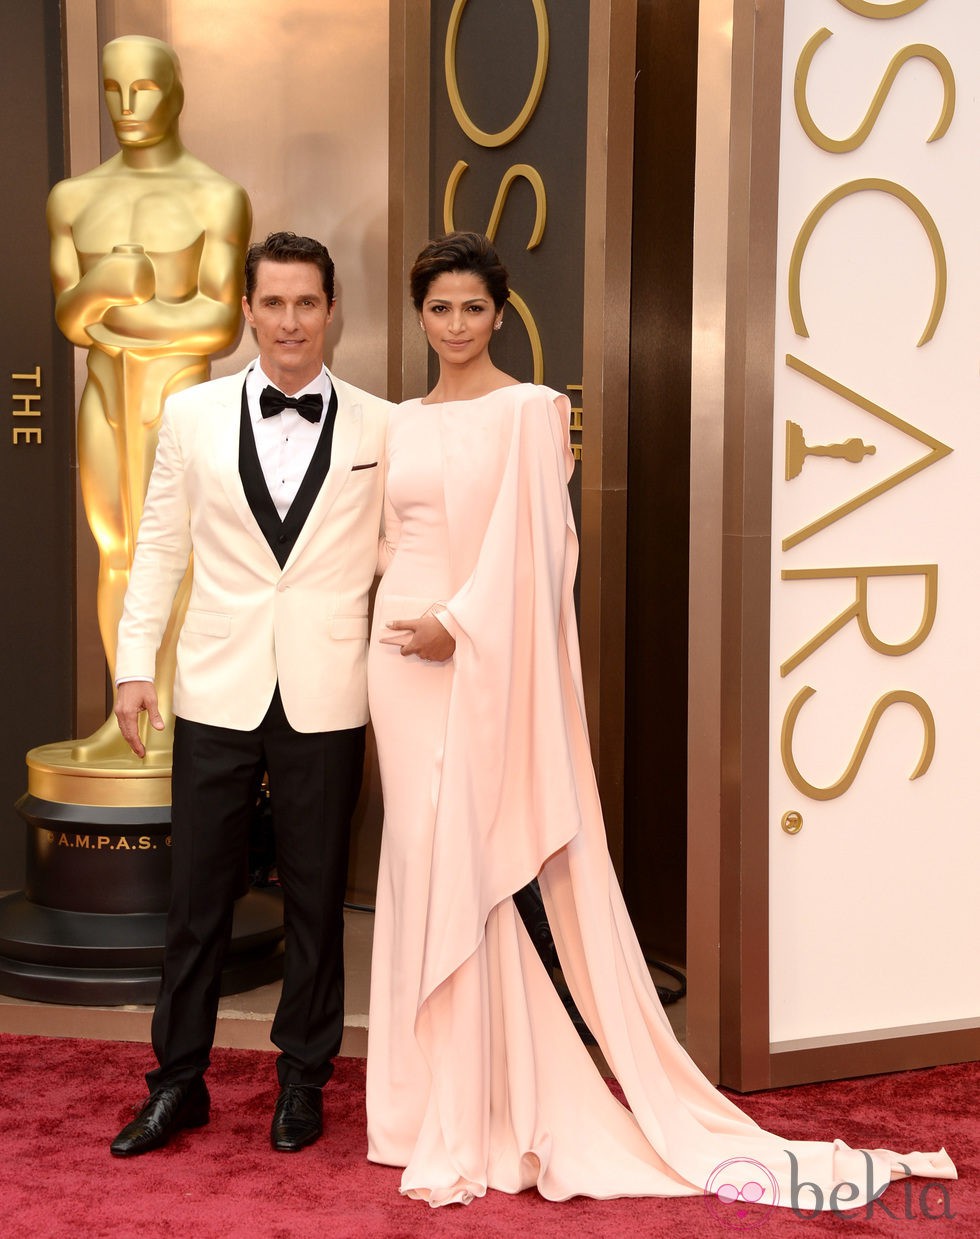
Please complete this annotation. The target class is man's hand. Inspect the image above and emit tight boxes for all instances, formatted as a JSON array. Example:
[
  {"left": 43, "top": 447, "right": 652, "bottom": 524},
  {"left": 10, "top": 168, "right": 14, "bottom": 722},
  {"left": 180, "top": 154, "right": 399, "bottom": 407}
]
[
  {"left": 114, "top": 680, "right": 164, "bottom": 757},
  {"left": 381, "top": 615, "right": 456, "bottom": 662}
]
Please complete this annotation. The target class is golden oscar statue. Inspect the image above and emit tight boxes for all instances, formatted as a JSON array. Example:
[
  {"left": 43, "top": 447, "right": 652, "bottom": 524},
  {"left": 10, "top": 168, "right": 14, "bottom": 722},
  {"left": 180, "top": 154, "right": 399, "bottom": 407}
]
[
  {"left": 45, "top": 33, "right": 251, "bottom": 770},
  {"left": 0, "top": 36, "right": 280, "bottom": 1006}
]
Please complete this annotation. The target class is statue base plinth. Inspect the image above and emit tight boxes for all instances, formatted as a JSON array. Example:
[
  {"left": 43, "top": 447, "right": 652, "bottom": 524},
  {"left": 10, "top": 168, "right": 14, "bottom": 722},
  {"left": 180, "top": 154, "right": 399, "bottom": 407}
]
[
  {"left": 0, "top": 890, "right": 284, "bottom": 1005},
  {"left": 0, "top": 745, "right": 285, "bottom": 1006}
]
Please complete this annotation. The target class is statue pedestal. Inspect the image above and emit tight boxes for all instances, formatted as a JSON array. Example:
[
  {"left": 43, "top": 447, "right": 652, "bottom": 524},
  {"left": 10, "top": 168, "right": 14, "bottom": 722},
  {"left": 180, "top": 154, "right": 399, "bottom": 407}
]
[{"left": 0, "top": 744, "right": 284, "bottom": 1005}]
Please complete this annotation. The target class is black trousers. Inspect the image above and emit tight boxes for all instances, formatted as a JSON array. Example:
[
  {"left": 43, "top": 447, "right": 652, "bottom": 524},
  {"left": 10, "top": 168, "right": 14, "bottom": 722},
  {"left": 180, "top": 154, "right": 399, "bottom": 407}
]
[{"left": 148, "top": 686, "right": 365, "bottom": 1091}]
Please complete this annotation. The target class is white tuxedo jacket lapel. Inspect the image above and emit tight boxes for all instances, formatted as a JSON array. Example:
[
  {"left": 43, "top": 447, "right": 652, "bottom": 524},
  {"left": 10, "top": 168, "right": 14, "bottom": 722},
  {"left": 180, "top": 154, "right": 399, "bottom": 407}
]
[{"left": 207, "top": 366, "right": 282, "bottom": 566}]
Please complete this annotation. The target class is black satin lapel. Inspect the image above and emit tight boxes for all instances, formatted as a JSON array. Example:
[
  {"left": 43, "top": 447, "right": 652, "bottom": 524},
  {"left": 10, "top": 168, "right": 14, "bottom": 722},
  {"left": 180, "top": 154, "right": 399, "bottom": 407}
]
[
  {"left": 237, "top": 383, "right": 339, "bottom": 569},
  {"left": 280, "top": 384, "right": 339, "bottom": 544},
  {"left": 238, "top": 386, "right": 285, "bottom": 564}
]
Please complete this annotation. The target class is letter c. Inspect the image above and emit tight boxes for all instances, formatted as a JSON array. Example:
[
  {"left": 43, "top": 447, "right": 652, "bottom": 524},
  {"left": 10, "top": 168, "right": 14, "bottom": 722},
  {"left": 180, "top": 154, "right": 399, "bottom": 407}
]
[{"left": 788, "top": 178, "right": 947, "bottom": 347}]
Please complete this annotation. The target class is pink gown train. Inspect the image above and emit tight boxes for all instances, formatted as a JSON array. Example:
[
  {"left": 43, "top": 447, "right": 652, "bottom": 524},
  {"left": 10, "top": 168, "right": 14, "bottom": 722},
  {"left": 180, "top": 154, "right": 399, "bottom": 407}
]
[{"left": 365, "top": 384, "right": 955, "bottom": 1209}]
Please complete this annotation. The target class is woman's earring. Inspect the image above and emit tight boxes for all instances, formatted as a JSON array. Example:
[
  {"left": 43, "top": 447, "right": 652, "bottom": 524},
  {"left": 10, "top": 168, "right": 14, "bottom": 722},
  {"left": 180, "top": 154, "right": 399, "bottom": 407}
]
[
  {"left": 418, "top": 320, "right": 425, "bottom": 332},
  {"left": 493, "top": 319, "right": 502, "bottom": 331}
]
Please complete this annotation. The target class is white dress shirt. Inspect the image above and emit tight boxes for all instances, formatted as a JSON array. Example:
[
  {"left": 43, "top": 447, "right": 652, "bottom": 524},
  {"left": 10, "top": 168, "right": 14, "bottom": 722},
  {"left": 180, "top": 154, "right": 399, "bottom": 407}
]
[{"left": 246, "top": 362, "right": 334, "bottom": 520}]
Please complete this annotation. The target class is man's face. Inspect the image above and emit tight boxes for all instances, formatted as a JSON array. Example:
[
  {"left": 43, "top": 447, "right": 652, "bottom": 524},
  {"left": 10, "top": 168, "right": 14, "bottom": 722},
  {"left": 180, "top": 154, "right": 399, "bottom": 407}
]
[
  {"left": 102, "top": 42, "right": 181, "bottom": 148},
  {"left": 242, "top": 261, "right": 334, "bottom": 394}
]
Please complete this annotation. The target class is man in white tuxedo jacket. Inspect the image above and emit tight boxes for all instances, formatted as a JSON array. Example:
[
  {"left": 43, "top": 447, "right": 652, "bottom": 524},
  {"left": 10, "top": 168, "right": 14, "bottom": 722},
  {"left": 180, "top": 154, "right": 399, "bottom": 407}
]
[{"left": 110, "top": 232, "right": 390, "bottom": 1157}]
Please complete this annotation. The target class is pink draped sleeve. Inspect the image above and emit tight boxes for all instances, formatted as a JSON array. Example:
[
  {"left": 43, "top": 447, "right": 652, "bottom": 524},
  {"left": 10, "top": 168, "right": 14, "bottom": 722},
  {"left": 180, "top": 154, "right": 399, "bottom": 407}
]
[{"left": 416, "top": 385, "right": 582, "bottom": 1008}]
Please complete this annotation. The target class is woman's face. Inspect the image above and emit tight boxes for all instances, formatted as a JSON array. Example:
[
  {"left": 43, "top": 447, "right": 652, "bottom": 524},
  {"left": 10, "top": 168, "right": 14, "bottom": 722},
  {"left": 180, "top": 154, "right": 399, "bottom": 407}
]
[{"left": 419, "top": 270, "right": 499, "bottom": 368}]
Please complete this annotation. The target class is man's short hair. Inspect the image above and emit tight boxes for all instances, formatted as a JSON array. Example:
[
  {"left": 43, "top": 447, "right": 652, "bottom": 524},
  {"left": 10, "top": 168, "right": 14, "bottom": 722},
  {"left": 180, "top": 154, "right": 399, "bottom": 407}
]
[{"left": 244, "top": 232, "right": 335, "bottom": 304}]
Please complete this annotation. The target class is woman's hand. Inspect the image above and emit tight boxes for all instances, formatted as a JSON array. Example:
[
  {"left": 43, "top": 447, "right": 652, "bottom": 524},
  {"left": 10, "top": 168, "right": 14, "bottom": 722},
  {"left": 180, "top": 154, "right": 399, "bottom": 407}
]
[{"left": 381, "top": 614, "right": 456, "bottom": 662}]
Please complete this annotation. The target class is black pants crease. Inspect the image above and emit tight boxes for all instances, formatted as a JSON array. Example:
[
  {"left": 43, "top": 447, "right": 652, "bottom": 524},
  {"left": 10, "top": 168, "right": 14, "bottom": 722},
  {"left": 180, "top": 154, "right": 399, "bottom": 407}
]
[{"left": 148, "top": 685, "right": 364, "bottom": 1093}]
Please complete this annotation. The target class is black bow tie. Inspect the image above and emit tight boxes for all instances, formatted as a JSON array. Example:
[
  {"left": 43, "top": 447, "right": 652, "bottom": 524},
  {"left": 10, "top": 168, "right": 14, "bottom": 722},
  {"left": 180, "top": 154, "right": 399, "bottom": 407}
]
[{"left": 259, "top": 386, "right": 324, "bottom": 424}]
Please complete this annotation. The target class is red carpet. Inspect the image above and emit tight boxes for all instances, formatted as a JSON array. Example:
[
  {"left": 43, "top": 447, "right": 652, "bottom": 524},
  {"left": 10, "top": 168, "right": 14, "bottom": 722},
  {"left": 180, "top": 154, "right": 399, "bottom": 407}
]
[{"left": 0, "top": 1034, "right": 974, "bottom": 1238}]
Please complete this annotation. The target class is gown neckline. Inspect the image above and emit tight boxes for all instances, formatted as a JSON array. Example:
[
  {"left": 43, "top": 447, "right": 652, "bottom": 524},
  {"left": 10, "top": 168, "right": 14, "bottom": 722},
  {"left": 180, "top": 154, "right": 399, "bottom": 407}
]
[{"left": 418, "top": 381, "right": 531, "bottom": 407}]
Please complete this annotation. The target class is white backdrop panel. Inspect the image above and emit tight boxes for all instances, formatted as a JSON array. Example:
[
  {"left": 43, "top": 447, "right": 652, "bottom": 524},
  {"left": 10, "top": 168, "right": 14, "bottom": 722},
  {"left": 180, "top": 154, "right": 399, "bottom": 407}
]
[{"left": 769, "top": 0, "right": 978, "bottom": 1043}]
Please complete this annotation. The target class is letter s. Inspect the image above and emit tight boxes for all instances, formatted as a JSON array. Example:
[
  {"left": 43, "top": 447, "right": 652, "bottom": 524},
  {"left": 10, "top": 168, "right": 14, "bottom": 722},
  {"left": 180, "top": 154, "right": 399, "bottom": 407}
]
[{"left": 781, "top": 686, "right": 935, "bottom": 800}]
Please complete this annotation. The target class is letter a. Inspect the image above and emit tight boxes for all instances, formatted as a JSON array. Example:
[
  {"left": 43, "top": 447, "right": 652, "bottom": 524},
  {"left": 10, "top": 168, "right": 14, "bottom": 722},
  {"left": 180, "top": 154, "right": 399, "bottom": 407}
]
[{"left": 783, "top": 356, "right": 951, "bottom": 551}]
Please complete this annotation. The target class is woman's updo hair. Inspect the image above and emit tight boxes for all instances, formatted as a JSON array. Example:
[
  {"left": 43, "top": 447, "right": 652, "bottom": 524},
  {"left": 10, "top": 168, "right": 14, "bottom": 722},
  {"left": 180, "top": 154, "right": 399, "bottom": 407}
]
[{"left": 409, "top": 232, "right": 510, "bottom": 312}]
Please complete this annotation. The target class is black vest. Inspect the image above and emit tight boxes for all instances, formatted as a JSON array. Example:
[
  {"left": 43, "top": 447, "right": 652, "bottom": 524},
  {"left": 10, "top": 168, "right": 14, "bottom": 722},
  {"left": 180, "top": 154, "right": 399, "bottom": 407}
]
[{"left": 237, "top": 381, "right": 340, "bottom": 568}]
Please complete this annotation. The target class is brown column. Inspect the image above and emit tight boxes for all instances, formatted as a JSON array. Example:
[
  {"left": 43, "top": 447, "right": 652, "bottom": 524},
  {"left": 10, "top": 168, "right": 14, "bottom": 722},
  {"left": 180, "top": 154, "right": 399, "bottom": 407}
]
[
  {"left": 687, "top": 0, "right": 784, "bottom": 1090},
  {"left": 580, "top": 0, "right": 637, "bottom": 874},
  {"left": 623, "top": 0, "right": 700, "bottom": 969},
  {"left": 387, "top": 0, "right": 430, "bottom": 404}
]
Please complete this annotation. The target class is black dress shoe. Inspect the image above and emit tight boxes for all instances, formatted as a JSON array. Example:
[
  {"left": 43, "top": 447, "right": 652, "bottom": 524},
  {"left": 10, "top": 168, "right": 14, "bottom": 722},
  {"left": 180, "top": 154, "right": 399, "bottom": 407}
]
[
  {"left": 110, "top": 1078, "right": 210, "bottom": 1157},
  {"left": 270, "top": 1084, "right": 323, "bottom": 1152}
]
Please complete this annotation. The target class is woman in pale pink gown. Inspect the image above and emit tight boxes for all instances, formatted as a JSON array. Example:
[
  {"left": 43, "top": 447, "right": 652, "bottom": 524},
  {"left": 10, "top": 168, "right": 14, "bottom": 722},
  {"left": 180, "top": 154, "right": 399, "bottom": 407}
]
[{"left": 365, "top": 233, "right": 954, "bottom": 1210}]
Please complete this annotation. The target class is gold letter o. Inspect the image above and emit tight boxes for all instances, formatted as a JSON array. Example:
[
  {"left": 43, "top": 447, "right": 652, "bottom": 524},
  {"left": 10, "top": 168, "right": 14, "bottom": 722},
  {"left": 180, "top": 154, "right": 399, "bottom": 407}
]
[
  {"left": 445, "top": 0, "right": 550, "bottom": 148},
  {"left": 834, "top": 0, "right": 929, "bottom": 17}
]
